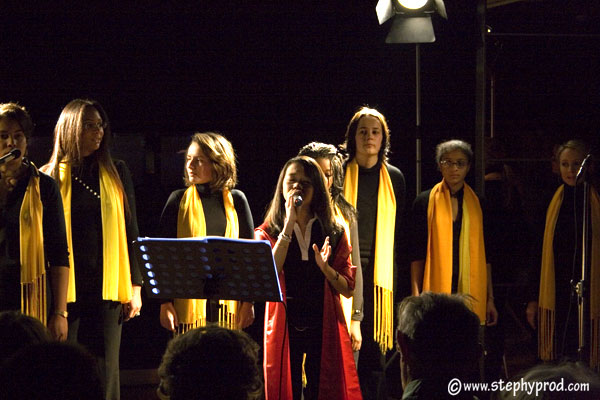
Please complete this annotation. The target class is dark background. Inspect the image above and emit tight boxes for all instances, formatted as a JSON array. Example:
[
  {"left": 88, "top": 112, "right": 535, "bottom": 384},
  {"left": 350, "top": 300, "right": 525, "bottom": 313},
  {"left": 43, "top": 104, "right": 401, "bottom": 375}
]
[{"left": 2, "top": 1, "right": 600, "bottom": 371}]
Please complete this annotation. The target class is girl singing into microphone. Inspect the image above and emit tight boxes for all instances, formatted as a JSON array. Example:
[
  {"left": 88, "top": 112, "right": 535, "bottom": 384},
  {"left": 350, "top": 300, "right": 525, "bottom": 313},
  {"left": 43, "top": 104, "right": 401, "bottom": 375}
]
[{"left": 255, "top": 156, "right": 361, "bottom": 400}]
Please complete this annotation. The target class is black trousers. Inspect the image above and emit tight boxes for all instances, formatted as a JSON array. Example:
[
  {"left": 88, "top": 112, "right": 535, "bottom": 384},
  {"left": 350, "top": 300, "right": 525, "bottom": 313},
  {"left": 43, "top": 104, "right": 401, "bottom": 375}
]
[
  {"left": 67, "top": 301, "right": 123, "bottom": 400},
  {"left": 288, "top": 324, "right": 323, "bottom": 400}
]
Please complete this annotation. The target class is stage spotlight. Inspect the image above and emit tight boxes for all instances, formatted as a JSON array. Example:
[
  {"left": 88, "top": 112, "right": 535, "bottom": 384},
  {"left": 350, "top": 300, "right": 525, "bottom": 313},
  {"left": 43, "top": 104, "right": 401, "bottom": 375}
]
[{"left": 376, "top": 0, "right": 447, "bottom": 43}]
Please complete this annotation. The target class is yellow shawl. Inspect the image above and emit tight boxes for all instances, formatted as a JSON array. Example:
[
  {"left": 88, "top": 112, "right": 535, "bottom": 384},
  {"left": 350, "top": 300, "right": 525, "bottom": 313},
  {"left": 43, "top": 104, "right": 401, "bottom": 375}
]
[
  {"left": 175, "top": 185, "right": 239, "bottom": 332},
  {"left": 20, "top": 163, "right": 47, "bottom": 325},
  {"left": 424, "top": 180, "right": 487, "bottom": 324},
  {"left": 344, "top": 159, "right": 395, "bottom": 353},
  {"left": 539, "top": 184, "right": 600, "bottom": 369},
  {"left": 59, "top": 162, "right": 133, "bottom": 303}
]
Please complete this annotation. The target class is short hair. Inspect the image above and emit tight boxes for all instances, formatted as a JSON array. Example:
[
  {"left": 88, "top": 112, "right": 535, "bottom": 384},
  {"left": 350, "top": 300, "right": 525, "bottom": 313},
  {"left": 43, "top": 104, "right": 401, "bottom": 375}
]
[
  {"left": 341, "top": 106, "right": 391, "bottom": 163},
  {"left": 0, "top": 342, "right": 103, "bottom": 400},
  {"left": 0, "top": 102, "right": 34, "bottom": 139},
  {"left": 297, "top": 142, "right": 356, "bottom": 224},
  {"left": 555, "top": 139, "right": 588, "bottom": 161},
  {"left": 157, "top": 325, "right": 263, "bottom": 400},
  {"left": 495, "top": 361, "right": 600, "bottom": 400},
  {"left": 396, "top": 292, "right": 480, "bottom": 379},
  {"left": 183, "top": 132, "right": 237, "bottom": 192},
  {"left": 435, "top": 139, "right": 474, "bottom": 164},
  {"left": 0, "top": 311, "right": 50, "bottom": 363}
]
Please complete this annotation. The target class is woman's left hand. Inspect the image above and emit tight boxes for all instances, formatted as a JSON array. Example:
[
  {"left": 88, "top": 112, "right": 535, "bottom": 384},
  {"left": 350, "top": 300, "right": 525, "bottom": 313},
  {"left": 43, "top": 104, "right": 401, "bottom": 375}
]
[
  {"left": 486, "top": 298, "right": 498, "bottom": 326},
  {"left": 312, "top": 236, "right": 331, "bottom": 274},
  {"left": 237, "top": 302, "right": 255, "bottom": 329},
  {"left": 124, "top": 285, "right": 142, "bottom": 321}
]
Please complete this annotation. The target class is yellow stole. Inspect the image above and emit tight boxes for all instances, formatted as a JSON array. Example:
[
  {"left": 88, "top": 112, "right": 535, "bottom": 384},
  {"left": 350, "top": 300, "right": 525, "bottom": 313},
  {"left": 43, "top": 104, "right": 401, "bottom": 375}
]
[
  {"left": 344, "top": 159, "right": 395, "bottom": 353},
  {"left": 59, "top": 162, "right": 133, "bottom": 303},
  {"left": 19, "top": 163, "right": 47, "bottom": 325},
  {"left": 424, "top": 180, "right": 487, "bottom": 324},
  {"left": 334, "top": 205, "right": 353, "bottom": 332},
  {"left": 175, "top": 185, "right": 239, "bottom": 332},
  {"left": 539, "top": 185, "right": 600, "bottom": 369}
]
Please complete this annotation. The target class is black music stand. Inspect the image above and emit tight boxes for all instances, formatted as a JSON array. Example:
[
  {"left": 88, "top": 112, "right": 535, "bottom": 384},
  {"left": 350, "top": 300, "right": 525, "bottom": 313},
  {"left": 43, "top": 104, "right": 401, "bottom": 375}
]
[{"left": 133, "top": 236, "right": 282, "bottom": 303}]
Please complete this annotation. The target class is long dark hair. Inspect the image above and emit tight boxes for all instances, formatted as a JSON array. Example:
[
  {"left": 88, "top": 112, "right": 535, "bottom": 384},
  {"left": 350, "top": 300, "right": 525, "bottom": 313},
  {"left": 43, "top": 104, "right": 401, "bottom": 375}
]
[
  {"left": 263, "top": 156, "right": 341, "bottom": 237},
  {"left": 297, "top": 142, "right": 356, "bottom": 224},
  {"left": 340, "top": 106, "right": 391, "bottom": 163},
  {"left": 43, "top": 99, "right": 130, "bottom": 216}
]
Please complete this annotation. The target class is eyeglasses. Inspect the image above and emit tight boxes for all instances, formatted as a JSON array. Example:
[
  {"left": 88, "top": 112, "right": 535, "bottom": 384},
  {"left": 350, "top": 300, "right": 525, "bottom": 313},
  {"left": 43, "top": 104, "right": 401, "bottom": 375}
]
[
  {"left": 439, "top": 159, "right": 469, "bottom": 169},
  {"left": 83, "top": 121, "right": 107, "bottom": 131}
]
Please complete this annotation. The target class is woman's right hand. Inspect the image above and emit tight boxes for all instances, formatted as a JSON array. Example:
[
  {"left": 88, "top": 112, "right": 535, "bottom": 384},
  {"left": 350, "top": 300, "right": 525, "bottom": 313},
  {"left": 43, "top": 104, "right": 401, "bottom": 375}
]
[
  {"left": 160, "top": 302, "right": 179, "bottom": 332},
  {"left": 283, "top": 189, "right": 297, "bottom": 228},
  {"left": 526, "top": 301, "right": 538, "bottom": 329}
]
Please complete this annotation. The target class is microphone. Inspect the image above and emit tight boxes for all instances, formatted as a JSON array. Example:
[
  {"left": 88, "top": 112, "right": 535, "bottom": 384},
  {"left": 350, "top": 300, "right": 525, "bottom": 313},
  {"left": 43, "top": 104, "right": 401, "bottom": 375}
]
[
  {"left": 0, "top": 149, "right": 21, "bottom": 165},
  {"left": 576, "top": 153, "right": 593, "bottom": 184},
  {"left": 293, "top": 194, "right": 303, "bottom": 207}
]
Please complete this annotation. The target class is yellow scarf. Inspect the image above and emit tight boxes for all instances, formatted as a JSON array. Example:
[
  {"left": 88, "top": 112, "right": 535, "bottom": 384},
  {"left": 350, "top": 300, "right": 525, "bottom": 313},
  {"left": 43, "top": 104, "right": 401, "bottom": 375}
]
[
  {"left": 344, "top": 159, "right": 395, "bottom": 353},
  {"left": 59, "top": 162, "right": 133, "bottom": 303},
  {"left": 19, "top": 163, "right": 47, "bottom": 325},
  {"left": 175, "top": 185, "right": 239, "bottom": 332},
  {"left": 334, "top": 206, "right": 354, "bottom": 332},
  {"left": 539, "top": 184, "right": 600, "bottom": 369},
  {"left": 424, "top": 180, "right": 487, "bottom": 324}
]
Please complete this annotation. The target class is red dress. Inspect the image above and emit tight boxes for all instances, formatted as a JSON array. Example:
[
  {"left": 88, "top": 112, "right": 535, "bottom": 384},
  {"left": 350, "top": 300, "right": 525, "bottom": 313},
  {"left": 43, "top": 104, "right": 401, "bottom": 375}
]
[{"left": 255, "top": 223, "right": 363, "bottom": 400}]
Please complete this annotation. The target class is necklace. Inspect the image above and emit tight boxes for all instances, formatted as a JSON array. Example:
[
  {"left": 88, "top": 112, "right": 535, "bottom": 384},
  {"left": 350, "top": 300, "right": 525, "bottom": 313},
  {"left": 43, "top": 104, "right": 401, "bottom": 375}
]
[{"left": 73, "top": 175, "right": 100, "bottom": 199}]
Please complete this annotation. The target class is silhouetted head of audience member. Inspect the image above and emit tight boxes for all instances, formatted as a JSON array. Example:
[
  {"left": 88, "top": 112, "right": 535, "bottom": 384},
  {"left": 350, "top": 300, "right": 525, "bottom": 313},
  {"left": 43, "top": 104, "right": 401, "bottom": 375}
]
[
  {"left": 157, "top": 324, "right": 263, "bottom": 400},
  {"left": 396, "top": 292, "right": 480, "bottom": 392},
  {"left": 0, "top": 341, "right": 103, "bottom": 400},
  {"left": 0, "top": 310, "right": 50, "bottom": 364},
  {"left": 495, "top": 361, "right": 600, "bottom": 400}
]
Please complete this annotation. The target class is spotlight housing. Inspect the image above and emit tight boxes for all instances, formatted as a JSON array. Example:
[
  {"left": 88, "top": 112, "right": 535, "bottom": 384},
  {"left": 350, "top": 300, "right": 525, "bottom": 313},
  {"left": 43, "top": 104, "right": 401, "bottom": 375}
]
[{"left": 376, "top": 0, "right": 447, "bottom": 43}]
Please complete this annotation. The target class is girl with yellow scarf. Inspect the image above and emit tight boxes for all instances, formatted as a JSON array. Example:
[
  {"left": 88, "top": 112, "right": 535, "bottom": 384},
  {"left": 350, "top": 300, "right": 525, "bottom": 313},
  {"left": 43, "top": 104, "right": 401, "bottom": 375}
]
[
  {"left": 526, "top": 140, "right": 599, "bottom": 369},
  {"left": 42, "top": 99, "right": 142, "bottom": 400},
  {"left": 341, "top": 107, "right": 406, "bottom": 400},
  {"left": 0, "top": 103, "right": 69, "bottom": 342},
  {"left": 157, "top": 132, "right": 255, "bottom": 334},
  {"left": 410, "top": 140, "right": 497, "bottom": 327}
]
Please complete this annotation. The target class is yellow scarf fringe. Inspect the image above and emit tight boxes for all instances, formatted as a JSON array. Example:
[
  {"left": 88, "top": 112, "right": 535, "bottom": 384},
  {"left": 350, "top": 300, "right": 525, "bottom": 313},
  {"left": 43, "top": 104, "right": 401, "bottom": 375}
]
[
  {"left": 59, "top": 162, "right": 133, "bottom": 303},
  {"left": 175, "top": 186, "right": 239, "bottom": 331},
  {"left": 424, "top": 180, "right": 487, "bottom": 324},
  {"left": 539, "top": 185, "right": 600, "bottom": 370},
  {"left": 344, "top": 159, "right": 395, "bottom": 353},
  {"left": 19, "top": 164, "right": 47, "bottom": 325}
]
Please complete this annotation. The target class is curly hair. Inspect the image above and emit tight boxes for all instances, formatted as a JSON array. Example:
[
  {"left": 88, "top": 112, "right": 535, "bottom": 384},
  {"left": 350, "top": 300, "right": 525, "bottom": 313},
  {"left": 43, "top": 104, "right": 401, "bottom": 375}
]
[{"left": 158, "top": 325, "right": 263, "bottom": 400}]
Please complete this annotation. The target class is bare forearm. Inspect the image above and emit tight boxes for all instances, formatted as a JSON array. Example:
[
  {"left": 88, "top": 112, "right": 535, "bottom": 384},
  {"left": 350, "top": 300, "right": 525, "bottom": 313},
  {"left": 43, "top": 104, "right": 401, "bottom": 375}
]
[
  {"left": 50, "top": 266, "right": 69, "bottom": 312},
  {"left": 323, "top": 264, "right": 353, "bottom": 298},
  {"left": 410, "top": 260, "right": 425, "bottom": 296}
]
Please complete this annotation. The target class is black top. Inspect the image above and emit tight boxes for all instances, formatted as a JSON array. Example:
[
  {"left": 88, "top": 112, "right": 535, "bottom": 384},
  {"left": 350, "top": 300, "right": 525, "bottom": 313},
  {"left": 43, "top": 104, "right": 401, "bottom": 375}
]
[
  {"left": 355, "top": 161, "right": 406, "bottom": 267},
  {"left": 69, "top": 157, "right": 142, "bottom": 303},
  {"left": 0, "top": 160, "right": 69, "bottom": 310},
  {"left": 158, "top": 184, "right": 254, "bottom": 240},
  {"left": 284, "top": 219, "right": 326, "bottom": 329}
]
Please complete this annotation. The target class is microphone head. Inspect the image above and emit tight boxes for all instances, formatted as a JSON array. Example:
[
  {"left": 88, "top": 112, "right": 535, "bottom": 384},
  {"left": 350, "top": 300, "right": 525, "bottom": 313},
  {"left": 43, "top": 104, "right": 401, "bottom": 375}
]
[
  {"left": 10, "top": 149, "right": 21, "bottom": 158},
  {"left": 293, "top": 194, "right": 303, "bottom": 207}
]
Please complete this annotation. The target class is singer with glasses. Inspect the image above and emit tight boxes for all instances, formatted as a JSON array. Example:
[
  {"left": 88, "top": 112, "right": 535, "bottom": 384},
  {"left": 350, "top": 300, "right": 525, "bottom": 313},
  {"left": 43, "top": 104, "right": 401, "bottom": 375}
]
[
  {"left": 410, "top": 140, "right": 497, "bottom": 328},
  {"left": 255, "top": 156, "right": 361, "bottom": 400},
  {"left": 0, "top": 103, "right": 69, "bottom": 341},
  {"left": 42, "top": 99, "right": 142, "bottom": 400},
  {"left": 526, "top": 140, "right": 600, "bottom": 369},
  {"left": 157, "top": 132, "right": 255, "bottom": 334}
]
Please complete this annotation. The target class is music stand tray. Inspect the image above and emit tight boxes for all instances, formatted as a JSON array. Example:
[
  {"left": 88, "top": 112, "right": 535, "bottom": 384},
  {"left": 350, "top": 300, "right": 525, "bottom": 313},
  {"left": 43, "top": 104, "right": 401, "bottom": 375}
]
[{"left": 133, "top": 236, "right": 282, "bottom": 303}]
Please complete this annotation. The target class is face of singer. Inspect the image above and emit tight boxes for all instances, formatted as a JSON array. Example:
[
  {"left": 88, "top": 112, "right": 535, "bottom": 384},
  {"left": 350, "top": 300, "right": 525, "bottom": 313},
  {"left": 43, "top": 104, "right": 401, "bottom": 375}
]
[
  {"left": 282, "top": 162, "right": 314, "bottom": 208},
  {"left": 186, "top": 142, "right": 214, "bottom": 185},
  {"left": 559, "top": 148, "right": 585, "bottom": 187},
  {"left": 355, "top": 115, "right": 383, "bottom": 161},
  {"left": 315, "top": 157, "right": 333, "bottom": 190},
  {"left": 0, "top": 118, "right": 26, "bottom": 172},
  {"left": 80, "top": 107, "right": 104, "bottom": 157}
]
